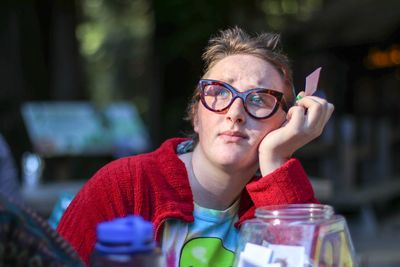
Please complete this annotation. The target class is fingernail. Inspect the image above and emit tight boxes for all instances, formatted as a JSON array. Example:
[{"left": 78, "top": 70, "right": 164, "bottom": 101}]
[{"left": 296, "top": 95, "right": 302, "bottom": 101}]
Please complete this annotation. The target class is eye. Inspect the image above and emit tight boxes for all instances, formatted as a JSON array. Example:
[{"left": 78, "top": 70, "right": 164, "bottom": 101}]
[
  {"left": 204, "top": 85, "right": 230, "bottom": 98},
  {"left": 247, "top": 93, "right": 276, "bottom": 108},
  {"left": 249, "top": 94, "right": 264, "bottom": 105}
]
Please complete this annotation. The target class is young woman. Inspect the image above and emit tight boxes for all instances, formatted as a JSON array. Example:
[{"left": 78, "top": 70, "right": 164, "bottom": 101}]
[{"left": 57, "top": 27, "right": 334, "bottom": 266}]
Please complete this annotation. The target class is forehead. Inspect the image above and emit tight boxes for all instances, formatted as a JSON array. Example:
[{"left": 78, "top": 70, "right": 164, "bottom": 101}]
[{"left": 205, "top": 54, "right": 285, "bottom": 92}]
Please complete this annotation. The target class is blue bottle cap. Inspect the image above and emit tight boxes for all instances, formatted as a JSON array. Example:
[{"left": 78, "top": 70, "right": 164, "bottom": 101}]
[{"left": 95, "top": 215, "right": 155, "bottom": 254}]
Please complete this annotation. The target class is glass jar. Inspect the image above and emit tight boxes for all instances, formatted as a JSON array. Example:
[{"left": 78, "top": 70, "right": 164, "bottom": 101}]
[{"left": 235, "top": 204, "right": 357, "bottom": 267}]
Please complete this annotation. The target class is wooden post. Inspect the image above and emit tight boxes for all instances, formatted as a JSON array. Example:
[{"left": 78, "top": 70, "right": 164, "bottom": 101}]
[
  {"left": 337, "top": 115, "right": 357, "bottom": 194},
  {"left": 376, "top": 118, "right": 391, "bottom": 181}
]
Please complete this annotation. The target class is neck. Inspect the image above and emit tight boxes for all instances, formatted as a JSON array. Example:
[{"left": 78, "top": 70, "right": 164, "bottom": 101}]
[{"left": 180, "top": 147, "right": 257, "bottom": 210}]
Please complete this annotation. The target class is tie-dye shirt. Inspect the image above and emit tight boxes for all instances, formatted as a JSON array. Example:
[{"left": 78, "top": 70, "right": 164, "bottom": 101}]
[{"left": 162, "top": 200, "right": 239, "bottom": 267}]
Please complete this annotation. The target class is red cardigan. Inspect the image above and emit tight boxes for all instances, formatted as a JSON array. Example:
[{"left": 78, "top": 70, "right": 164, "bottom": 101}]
[{"left": 57, "top": 138, "right": 318, "bottom": 264}]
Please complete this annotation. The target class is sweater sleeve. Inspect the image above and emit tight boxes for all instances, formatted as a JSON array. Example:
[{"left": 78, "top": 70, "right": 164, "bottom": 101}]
[
  {"left": 237, "top": 158, "right": 319, "bottom": 226},
  {"left": 247, "top": 158, "right": 318, "bottom": 205},
  {"left": 57, "top": 158, "right": 135, "bottom": 265}
]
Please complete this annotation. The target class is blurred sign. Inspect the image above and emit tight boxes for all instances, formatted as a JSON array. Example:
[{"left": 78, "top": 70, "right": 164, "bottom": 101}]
[
  {"left": 103, "top": 102, "right": 151, "bottom": 158},
  {"left": 21, "top": 101, "right": 150, "bottom": 157}
]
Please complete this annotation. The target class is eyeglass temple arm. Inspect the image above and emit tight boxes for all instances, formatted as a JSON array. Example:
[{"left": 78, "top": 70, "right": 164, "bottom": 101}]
[{"left": 281, "top": 97, "right": 292, "bottom": 113}]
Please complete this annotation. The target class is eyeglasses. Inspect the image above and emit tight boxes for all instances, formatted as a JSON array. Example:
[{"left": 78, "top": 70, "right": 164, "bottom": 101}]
[{"left": 198, "top": 79, "right": 289, "bottom": 119}]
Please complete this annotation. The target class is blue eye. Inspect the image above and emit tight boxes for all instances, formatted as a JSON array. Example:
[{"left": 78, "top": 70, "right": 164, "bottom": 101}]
[
  {"left": 204, "top": 85, "right": 230, "bottom": 98},
  {"left": 247, "top": 93, "right": 276, "bottom": 108},
  {"left": 249, "top": 94, "right": 264, "bottom": 106}
]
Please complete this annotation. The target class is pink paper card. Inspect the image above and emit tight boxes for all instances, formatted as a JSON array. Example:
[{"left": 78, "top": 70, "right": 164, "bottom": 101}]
[{"left": 305, "top": 67, "right": 322, "bottom": 96}]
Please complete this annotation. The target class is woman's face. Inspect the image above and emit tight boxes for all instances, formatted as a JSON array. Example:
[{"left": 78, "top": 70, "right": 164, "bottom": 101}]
[{"left": 194, "top": 54, "right": 287, "bottom": 170}]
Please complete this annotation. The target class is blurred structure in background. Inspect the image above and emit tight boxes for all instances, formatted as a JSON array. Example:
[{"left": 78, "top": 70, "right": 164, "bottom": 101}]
[
  {"left": 76, "top": 0, "right": 159, "bottom": 142},
  {"left": 0, "top": 0, "right": 400, "bottom": 266},
  {"left": 0, "top": 134, "right": 21, "bottom": 200}
]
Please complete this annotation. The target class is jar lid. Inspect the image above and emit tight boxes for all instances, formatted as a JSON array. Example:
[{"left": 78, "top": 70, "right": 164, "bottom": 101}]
[{"left": 255, "top": 204, "right": 334, "bottom": 220}]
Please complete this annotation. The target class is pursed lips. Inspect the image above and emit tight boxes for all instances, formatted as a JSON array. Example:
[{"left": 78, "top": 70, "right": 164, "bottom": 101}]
[{"left": 218, "top": 130, "right": 248, "bottom": 142}]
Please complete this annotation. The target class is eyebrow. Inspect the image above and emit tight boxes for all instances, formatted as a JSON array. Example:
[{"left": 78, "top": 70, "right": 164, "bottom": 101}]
[
  {"left": 221, "top": 78, "right": 269, "bottom": 90},
  {"left": 222, "top": 77, "right": 235, "bottom": 85}
]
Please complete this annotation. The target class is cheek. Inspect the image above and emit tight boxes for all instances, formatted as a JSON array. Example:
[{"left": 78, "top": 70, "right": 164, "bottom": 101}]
[
  {"left": 254, "top": 112, "right": 286, "bottom": 139},
  {"left": 267, "top": 114, "right": 286, "bottom": 132},
  {"left": 193, "top": 114, "right": 199, "bottom": 133},
  {"left": 194, "top": 106, "right": 215, "bottom": 134},
  {"left": 192, "top": 102, "right": 200, "bottom": 133}
]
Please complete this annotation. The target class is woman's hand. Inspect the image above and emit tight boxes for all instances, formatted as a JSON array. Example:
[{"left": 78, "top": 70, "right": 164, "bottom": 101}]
[{"left": 258, "top": 92, "right": 334, "bottom": 175}]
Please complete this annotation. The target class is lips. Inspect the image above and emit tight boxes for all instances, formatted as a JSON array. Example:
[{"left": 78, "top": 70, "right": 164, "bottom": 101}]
[{"left": 218, "top": 130, "right": 248, "bottom": 142}]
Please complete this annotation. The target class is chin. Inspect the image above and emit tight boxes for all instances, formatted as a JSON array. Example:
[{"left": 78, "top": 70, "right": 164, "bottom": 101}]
[{"left": 213, "top": 150, "right": 256, "bottom": 168}]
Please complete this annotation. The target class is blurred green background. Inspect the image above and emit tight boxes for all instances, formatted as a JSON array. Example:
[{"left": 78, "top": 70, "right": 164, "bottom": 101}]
[{"left": 1, "top": 0, "right": 399, "bottom": 158}]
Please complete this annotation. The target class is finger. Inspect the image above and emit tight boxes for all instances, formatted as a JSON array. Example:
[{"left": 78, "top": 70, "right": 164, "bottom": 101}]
[
  {"left": 322, "top": 102, "right": 335, "bottom": 126},
  {"left": 296, "top": 96, "right": 326, "bottom": 126},
  {"left": 304, "top": 95, "right": 330, "bottom": 104},
  {"left": 292, "top": 96, "right": 335, "bottom": 139},
  {"left": 296, "top": 95, "right": 326, "bottom": 108},
  {"left": 286, "top": 105, "right": 306, "bottom": 131},
  {"left": 307, "top": 98, "right": 334, "bottom": 127},
  {"left": 297, "top": 96, "right": 331, "bottom": 115},
  {"left": 296, "top": 96, "right": 329, "bottom": 134},
  {"left": 306, "top": 101, "right": 335, "bottom": 137},
  {"left": 295, "top": 91, "right": 305, "bottom": 102},
  {"left": 306, "top": 101, "right": 328, "bottom": 133}
]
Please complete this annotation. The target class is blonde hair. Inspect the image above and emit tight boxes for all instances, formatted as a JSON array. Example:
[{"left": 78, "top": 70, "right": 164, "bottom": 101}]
[{"left": 186, "top": 26, "right": 295, "bottom": 141}]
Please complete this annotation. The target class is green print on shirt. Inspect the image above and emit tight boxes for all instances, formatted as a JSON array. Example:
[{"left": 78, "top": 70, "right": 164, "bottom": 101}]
[{"left": 179, "top": 237, "right": 235, "bottom": 267}]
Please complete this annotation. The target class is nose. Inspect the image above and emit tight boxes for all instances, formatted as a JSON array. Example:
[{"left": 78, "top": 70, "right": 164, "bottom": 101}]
[{"left": 225, "top": 97, "right": 246, "bottom": 124}]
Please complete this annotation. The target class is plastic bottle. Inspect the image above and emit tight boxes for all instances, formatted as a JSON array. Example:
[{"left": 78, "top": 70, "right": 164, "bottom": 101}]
[{"left": 90, "top": 215, "right": 163, "bottom": 267}]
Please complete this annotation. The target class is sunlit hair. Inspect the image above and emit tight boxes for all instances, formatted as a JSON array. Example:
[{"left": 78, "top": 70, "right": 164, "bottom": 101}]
[{"left": 185, "top": 26, "right": 295, "bottom": 142}]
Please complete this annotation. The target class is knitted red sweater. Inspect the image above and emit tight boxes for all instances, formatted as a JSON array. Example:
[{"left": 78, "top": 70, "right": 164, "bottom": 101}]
[{"left": 57, "top": 138, "right": 318, "bottom": 264}]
